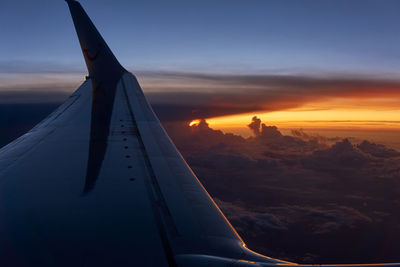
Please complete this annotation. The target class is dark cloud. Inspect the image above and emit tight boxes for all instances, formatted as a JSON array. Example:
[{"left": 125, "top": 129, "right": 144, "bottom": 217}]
[
  {"left": 2, "top": 70, "right": 400, "bottom": 119},
  {"left": 0, "top": 91, "right": 70, "bottom": 104},
  {"left": 215, "top": 199, "right": 287, "bottom": 233},
  {"left": 291, "top": 129, "right": 339, "bottom": 146},
  {"left": 142, "top": 71, "right": 400, "bottom": 119},
  {"left": 259, "top": 123, "right": 283, "bottom": 139},
  {"left": 162, "top": 117, "right": 400, "bottom": 264},
  {"left": 216, "top": 200, "right": 372, "bottom": 235},
  {"left": 247, "top": 116, "right": 286, "bottom": 140},
  {"left": 357, "top": 140, "right": 400, "bottom": 158},
  {"left": 302, "top": 139, "right": 371, "bottom": 173},
  {"left": 248, "top": 116, "right": 262, "bottom": 136}
]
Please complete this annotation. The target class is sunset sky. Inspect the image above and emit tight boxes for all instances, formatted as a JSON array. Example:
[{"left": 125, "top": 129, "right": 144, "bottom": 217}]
[{"left": 1, "top": 0, "right": 400, "bottom": 147}]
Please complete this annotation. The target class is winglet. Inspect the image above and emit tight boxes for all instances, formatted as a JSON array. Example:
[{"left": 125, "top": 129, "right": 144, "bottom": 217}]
[
  {"left": 66, "top": 1, "right": 127, "bottom": 195},
  {"left": 66, "top": 0, "right": 126, "bottom": 80}
]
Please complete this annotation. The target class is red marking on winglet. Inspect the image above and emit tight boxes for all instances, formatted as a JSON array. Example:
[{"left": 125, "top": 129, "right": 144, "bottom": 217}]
[
  {"left": 83, "top": 49, "right": 100, "bottom": 61},
  {"left": 83, "top": 44, "right": 102, "bottom": 61}
]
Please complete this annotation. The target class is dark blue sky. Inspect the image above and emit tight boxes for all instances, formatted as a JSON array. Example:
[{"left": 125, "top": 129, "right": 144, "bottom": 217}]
[{"left": 2, "top": 0, "right": 400, "bottom": 75}]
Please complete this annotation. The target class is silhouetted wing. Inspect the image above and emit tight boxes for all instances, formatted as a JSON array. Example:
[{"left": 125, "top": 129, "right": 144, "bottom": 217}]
[{"left": 1, "top": 1, "right": 399, "bottom": 266}]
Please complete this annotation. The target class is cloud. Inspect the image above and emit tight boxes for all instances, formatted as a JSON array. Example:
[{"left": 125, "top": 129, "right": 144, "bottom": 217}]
[
  {"left": 215, "top": 199, "right": 287, "bottom": 233},
  {"left": 302, "top": 139, "right": 371, "bottom": 173},
  {"left": 357, "top": 140, "right": 400, "bottom": 158},
  {"left": 0, "top": 91, "right": 70, "bottom": 104},
  {"left": 162, "top": 116, "right": 400, "bottom": 263},
  {"left": 137, "top": 71, "right": 400, "bottom": 123},
  {"left": 215, "top": 199, "right": 371, "bottom": 235},
  {"left": 0, "top": 69, "right": 82, "bottom": 104},
  {"left": 141, "top": 71, "right": 400, "bottom": 119},
  {"left": 259, "top": 123, "right": 283, "bottom": 140},
  {"left": 259, "top": 204, "right": 371, "bottom": 233},
  {"left": 0, "top": 60, "right": 84, "bottom": 74},
  {"left": 248, "top": 116, "right": 262, "bottom": 136},
  {"left": 291, "top": 129, "right": 338, "bottom": 146},
  {"left": 2, "top": 68, "right": 400, "bottom": 118}
]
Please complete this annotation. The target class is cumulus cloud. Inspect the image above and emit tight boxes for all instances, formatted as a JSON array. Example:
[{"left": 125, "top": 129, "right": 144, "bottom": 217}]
[
  {"left": 215, "top": 199, "right": 287, "bottom": 233},
  {"left": 302, "top": 139, "right": 371, "bottom": 173},
  {"left": 259, "top": 123, "right": 283, "bottom": 139},
  {"left": 357, "top": 140, "right": 400, "bottom": 158},
  {"left": 162, "top": 116, "right": 400, "bottom": 263},
  {"left": 291, "top": 129, "right": 339, "bottom": 147},
  {"left": 248, "top": 116, "right": 262, "bottom": 136},
  {"left": 248, "top": 116, "right": 292, "bottom": 145},
  {"left": 215, "top": 199, "right": 372, "bottom": 235}
]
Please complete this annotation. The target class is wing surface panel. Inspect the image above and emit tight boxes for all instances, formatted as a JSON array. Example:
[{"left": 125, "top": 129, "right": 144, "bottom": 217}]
[
  {"left": 0, "top": 80, "right": 170, "bottom": 266},
  {"left": 0, "top": 83, "right": 89, "bottom": 177}
]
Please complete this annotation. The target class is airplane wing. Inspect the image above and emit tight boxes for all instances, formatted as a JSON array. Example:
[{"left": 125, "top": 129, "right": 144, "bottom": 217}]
[{"left": 0, "top": 1, "right": 399, "bottom": 266}]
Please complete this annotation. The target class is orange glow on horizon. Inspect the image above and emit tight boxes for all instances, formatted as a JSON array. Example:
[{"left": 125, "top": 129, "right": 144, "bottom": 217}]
[{"left": 205, "top": 98, "right": 400, "bottom": 132}]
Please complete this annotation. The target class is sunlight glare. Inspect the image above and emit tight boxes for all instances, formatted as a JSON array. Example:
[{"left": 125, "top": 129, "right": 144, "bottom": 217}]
[{"left": 189, "top": 119, "right": 201, "bottom": 127}]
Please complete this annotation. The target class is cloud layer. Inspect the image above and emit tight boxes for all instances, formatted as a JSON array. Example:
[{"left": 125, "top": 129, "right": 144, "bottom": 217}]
[
  {"left": 142, "top": 71, "right": 400, "bottom": 120},
  {"left": 163, "top": 117, "right": 400, "bottom": 264},
  {"left": 2, "top": 69, "right": 400, "bottom": 120}
]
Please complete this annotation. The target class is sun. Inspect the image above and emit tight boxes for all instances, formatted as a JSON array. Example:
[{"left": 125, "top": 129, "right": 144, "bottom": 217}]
[{"left": 189, "top": 119, "right": 201, "bottom": 127}]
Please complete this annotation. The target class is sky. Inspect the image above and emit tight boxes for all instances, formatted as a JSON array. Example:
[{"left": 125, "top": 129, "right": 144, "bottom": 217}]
[
  {"left": 1, "top": 0, "right": 400, "bottom": 73},
  {"left": 1, "top": 0, "right": 400, "bottom": 144}
]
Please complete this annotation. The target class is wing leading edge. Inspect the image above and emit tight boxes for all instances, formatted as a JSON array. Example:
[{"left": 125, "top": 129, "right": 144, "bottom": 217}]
[{"left": 0, "top": 1, "right": 399, "bottom": 266}]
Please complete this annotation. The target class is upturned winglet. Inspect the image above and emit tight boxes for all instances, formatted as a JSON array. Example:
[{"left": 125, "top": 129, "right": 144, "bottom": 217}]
[
  {"left": 66, "top": 1, "right": 127, "bottom": 195},
  {"left": 66, "top": 0, "right": 126, "bottom": 80}
]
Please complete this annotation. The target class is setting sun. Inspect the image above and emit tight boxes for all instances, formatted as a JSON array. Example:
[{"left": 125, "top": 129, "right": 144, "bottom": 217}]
[{"left": 189, "top": 119, "right": 201, "bottom": 127}]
